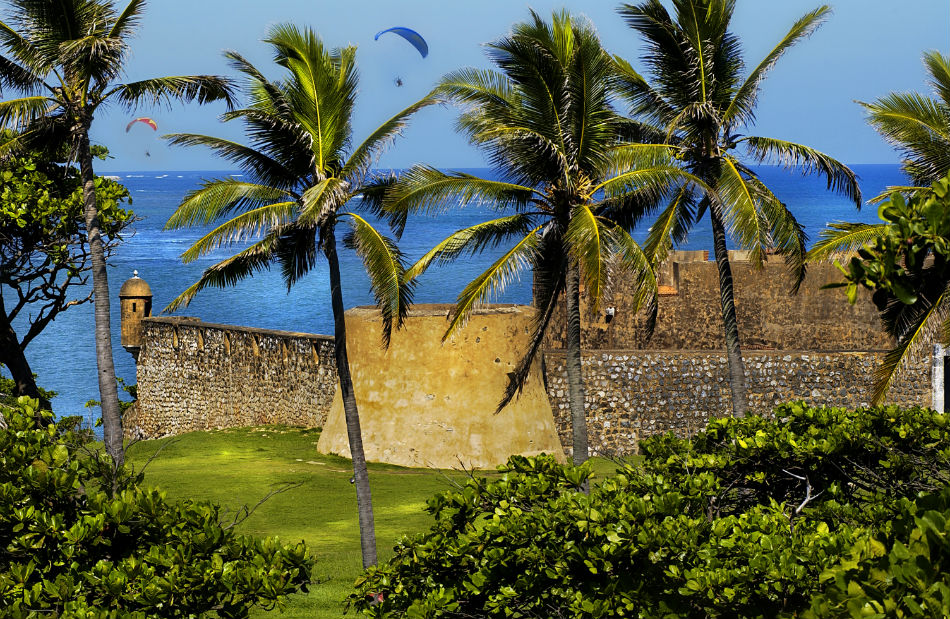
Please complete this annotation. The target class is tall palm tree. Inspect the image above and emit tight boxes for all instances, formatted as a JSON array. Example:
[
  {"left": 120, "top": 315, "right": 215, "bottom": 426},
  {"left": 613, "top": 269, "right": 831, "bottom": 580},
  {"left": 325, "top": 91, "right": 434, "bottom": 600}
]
[
  {"left": 382, "top": 10, "right": 698, "bottom": 464},
  {"left": 615, "top": 0, "right": 860, "bottom": 416},
  {"left": 862, "top": 51, "right": 950, "bottom": 203},
  {"left": 0, "top": 0, "right": 234, "bottom": 464},
  {"left": 809, "top": 51, "right": 950, "bottom": 402},
  {"left": 163, "top": 25, "right": 433, "bottom": 568}
]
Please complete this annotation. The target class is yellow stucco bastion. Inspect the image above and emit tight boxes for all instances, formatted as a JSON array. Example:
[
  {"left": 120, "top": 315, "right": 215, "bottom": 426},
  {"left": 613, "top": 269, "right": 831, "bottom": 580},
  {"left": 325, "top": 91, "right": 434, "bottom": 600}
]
[{"left": 316, "top": 304, "right": 566, "bottom": 469}]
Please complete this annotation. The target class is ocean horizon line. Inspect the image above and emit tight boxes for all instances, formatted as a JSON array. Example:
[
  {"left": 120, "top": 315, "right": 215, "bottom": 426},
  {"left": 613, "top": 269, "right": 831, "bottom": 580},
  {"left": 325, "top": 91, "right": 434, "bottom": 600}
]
[{"left": 99, "top": 162, "right": 905, "bottom": 176}]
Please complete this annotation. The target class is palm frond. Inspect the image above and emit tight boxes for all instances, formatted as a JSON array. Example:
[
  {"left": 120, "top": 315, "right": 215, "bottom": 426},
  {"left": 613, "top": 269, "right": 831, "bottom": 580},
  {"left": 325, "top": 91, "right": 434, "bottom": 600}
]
[
  {"left": 444, "top": 228, "right": 540, "bottom": 341},
  {"left": 611, "top": 53, "right": 676, "bottom": 126},
  {"left": 297, "top": 178, "right": 349, "bottom": 232},
  {"left": 108, "top": 0, "right": 145, "bottom": 40},
  {"left": 609, "top": 224, "right": 659, "bottom": 336},
  {"left": 0, "top": 18, "right": 47, "bottom": 77},
  {"left": 716, "top": 157, "right": 770, "bottom": 263},
  {"left": 274, "top": 224, "right": 319, "bottom": 289},
  {"left": 565, "top": 203, "right": 608, "bottom": 310},
  {"left": 385, "top": 165, "right": 539, "bottom": 218},
  {"left": 436, "top": 67, "right": 515, "bottom": 108},
  {"left": 342, "top": 92, "right": 440, "bottom": 182},
  {"left": 723, "top": 6, "right": 830, "bottom": 127},
  {"left": 264, "top": 24, "right": 357, "bottom": 173},
  {"left": 870, "top": 288, "right": 949, "bottom": 405},
  {"left": 404, "top": 215, "right": 536, "bottom": 284},
  {"left": 111, "top": 75, "right": 237, "bottom": 110},
  {"left": 806, "top": 222, "right": 889, "bottom": 263},
  {"left": 164, "top": 234, "right": 279, "bottom": 313},
  {"left": 860, "top": 94, "right": 950, "bottom": 187},
  {"left": 164, "top": 133, "right": 293, "bottom": 188},
  {"left": 0, "top": 95, "right": 54, "bottom": 131},
  {"left": 593, "top": 163, "right": 706, "bottom": 202},
  {"left": 0, "top": 52, "right": 43, "bottom": 94},
  {"left": 178, "top": 201, "right": 298, "bottom": 263},
  {"left": 497, "top": 273, "right": 563, "bottom": 413},
  {"left": 340, "top": 213, "right": 412, "bottom": 347},
  {"left": 923, "top": 50, "right": 950, "bottom": 109},
  {"left": 868, "top": 185, "right": 927, "bottom": 205},
  {"left": 165, "top": 179, "right": 295, "bottom": 229},
  {"left": 643, "top": 185, "right": 696, "bottom": 266},
  {"left": 740, "top": 171, "right": 808, "bottom": 290},
  {"left": 742, "top": 135, "right": 861, "bottom": 206}
]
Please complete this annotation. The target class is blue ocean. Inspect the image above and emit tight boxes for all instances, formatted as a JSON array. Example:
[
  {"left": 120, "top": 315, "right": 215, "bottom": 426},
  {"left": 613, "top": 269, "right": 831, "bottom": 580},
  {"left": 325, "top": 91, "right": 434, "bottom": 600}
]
[{"left": 9, "top": 165, "right": 904, "bottom": 419}]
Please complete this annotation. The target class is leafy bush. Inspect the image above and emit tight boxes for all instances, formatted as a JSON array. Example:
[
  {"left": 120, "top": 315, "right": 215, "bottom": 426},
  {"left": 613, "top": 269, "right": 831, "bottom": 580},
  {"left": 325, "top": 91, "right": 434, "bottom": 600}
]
[
  {"left": 807, "top": 487, "right": 950, "bottom": 619},
  {"left": 0, "top": 398, "right": 313, "bottom": 619},
  {"left": 351, "top": 403, "right": 950, "bottom": 618}
]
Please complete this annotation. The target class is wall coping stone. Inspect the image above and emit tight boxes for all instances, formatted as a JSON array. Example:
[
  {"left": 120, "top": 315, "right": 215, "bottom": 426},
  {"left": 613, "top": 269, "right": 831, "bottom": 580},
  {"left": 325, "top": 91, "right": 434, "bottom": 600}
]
[
  {"left": 141, "top": 316, "right": 334, "bottom": 342},
  {"left": 543, "top": 348, "right": 895, "bottom": 356}
]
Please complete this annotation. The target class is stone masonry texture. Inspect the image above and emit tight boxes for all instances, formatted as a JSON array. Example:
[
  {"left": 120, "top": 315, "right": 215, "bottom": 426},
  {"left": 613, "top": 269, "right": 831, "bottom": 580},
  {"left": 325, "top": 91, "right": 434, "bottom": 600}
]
[
  {"left": 125, "top": 256, "right": 934, "bottom": 459},
  {"left": 126, "top": 317, "right": 337, "bottom": 439},
  {"left": 542, "top": 350, "right": 931, "bottom": 459}
]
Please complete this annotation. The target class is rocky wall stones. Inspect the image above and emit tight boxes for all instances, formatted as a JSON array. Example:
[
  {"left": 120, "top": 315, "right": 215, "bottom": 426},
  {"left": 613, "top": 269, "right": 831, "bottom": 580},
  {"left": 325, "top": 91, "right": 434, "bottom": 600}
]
[
  {"left": 543, "top": 349, "right": 933, "bottom": 458},
  {"left": 544, "top": 258, "right": 894, "bottom": 352},
  {"left": 125, "top": 317, "right": 337, "bottom": 439}
]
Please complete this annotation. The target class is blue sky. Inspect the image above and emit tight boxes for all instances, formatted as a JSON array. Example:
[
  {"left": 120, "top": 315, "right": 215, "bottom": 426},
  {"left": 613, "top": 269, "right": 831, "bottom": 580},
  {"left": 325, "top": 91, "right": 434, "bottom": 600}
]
[{"left": 93, "top": 0, "right": 949, "bottom": 171}]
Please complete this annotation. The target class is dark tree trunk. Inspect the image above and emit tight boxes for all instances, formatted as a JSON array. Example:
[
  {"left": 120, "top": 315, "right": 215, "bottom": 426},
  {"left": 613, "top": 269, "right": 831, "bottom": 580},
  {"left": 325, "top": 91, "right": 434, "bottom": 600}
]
[
  {"left": 77, "top": 120, "right": 124, "bottom": 465},
  {"left": 710, "top": 203, "right": 748, "bottom": 417},
  {"left": 325, "top": 228, "right": 377, "bottom": 568},
  {"left": 0, "top": 302, "right": 52, "bottom": 414},
  {"left": 565, "top": 259, "right": 589, "bottom": 465}
]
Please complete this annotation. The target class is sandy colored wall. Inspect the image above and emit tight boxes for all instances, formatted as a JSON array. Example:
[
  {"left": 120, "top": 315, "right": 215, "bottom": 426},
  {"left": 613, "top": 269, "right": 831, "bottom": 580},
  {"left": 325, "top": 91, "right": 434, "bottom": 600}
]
[
  {"left": 128, "top": 317, "right": 337, "bottom": 438},
  {"left": 316, "top": 305, "right": 565, "bottom": 469}
]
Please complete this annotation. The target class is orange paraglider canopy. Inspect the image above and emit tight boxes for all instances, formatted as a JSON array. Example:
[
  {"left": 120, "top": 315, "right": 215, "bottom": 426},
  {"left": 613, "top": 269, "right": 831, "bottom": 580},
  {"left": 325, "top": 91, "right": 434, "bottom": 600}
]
[{"left": 125, "top": 117, "right": 157, "bottom": 132}]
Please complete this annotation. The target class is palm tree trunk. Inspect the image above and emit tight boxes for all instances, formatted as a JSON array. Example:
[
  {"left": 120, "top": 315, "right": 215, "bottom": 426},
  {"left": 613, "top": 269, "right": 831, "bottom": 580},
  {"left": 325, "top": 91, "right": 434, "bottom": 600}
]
[
  {"left": 709, "top": 204, "right": 748, "bottom": 417},
  {"left": 325, "top": 228, "right": 378, "bottom": 568},
  {"left": 77, "top": 121, "right": 124, "bottom": 466},
  {"left": 565, "top": 259, "right": 589, "bottom": 465}
]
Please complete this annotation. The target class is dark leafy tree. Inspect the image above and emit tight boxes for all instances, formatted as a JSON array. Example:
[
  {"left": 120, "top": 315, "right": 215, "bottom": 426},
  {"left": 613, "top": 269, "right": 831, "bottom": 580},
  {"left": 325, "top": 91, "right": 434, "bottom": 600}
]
[
  {"left": 829, "top": 174, "right": 950, "bottom": 403},
  {"left": 164, "top": 25, "right": 435, "bottom": 568},
  {"left": 0, "top": 0, "right": 235, "bottom": 466},
  {"left": 383, "top": 10, "right": 697, "bottom": 464},
  {"left": 0, "top": 397, "right": 314, "bottom": 618},
  {"left": 0, "top": 143, "right": 132, "bottom": 414},
  {"left": 615, "top": 0, "right": 860, "bottom": 415}
]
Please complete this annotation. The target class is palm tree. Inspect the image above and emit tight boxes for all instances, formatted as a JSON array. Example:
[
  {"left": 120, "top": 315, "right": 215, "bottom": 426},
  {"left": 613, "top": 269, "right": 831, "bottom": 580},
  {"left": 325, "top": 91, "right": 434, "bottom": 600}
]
[
  {"left": 382, "top": 10, "right": 698, "bottom": 464},
  {"left": 809, "top": 50, "right": 950, "bottom": 263},
  {"left": 809, "top": 51, "right": 950, "bottom": 402},
  {"left": 861, "top": 51, "right": 950, "bottom": 203},
  {"left": 163, "top": 25, "right": 433, "bottom": 568},
  {"left": 0, "top": 0, "right": 234, "bottom": 464},
  {"left": 615, "top": 0, "right": 860, "bottom": 416}
]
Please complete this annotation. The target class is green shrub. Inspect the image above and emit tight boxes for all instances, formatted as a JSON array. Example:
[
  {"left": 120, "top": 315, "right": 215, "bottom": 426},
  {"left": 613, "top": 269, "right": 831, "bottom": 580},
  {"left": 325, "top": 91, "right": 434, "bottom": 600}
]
[
  {"left": 807, "top": 487, "right": 950, "bottom": 619},
  {"left": 350, "top": 403, "right": 950, "bottom": 618},
  {"left": 0, "top": 398, "right": 314, "bottom": 619}
]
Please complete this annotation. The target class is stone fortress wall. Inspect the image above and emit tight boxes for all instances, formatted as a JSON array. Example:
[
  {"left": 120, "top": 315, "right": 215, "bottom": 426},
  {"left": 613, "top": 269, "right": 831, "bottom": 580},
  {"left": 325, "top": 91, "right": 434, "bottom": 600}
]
[
  {"left": 542, "top": 251, "right": 933, "bottom": 457},
  {"left": 125, "top": 251, "right": 935, "bottom": 458},
  {"left": 126, "top": 317, "right": 338, "bottom": 438}
]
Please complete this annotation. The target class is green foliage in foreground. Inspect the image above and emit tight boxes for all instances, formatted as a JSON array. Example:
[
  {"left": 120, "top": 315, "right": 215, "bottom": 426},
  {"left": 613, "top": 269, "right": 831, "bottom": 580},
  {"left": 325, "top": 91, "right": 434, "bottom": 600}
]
[
  {"left": 833, "top": 174, "right": 950, "bottom": 404},
  {"left": 0, "top": 399, "right": 313, "bottom": 619},
  {"left": 807, "top": 487, "right": 950, "bottom": 619},
  {"left": 352, "top": 402, "right": 950, "bottom": 619}
]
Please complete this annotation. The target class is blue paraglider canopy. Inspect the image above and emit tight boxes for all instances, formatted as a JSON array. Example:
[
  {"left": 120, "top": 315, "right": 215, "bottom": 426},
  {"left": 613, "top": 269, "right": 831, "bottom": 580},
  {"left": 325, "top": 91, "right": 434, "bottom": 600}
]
[{"left": 374, "top": 27, "right": 428, "bottom": 58}]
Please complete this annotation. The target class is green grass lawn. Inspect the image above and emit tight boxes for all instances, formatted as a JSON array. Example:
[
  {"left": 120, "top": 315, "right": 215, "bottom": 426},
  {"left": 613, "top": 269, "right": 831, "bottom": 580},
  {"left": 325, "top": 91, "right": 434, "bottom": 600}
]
[{"left": 126, "top": 427, "right": 624, "bottom": 619}]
